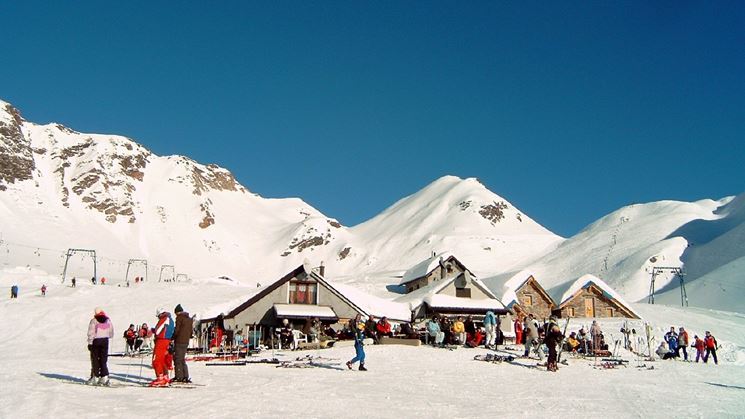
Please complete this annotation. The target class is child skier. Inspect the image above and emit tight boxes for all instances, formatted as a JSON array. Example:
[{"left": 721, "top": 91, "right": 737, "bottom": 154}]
[
  {"left": 87, "top": 307, "right": 114, "bottom": 386},
  {"left": 346, "top": 320, "right": 367, "bottom": 371},
  {"left": 692, "top": 335, "right": 705, "bottom": 363},
  {"left": 41, "top": 284, "right": 46, "bottom": 297},
  {"left": 150, "top": 307, "right": 175, "bottom": 386}
]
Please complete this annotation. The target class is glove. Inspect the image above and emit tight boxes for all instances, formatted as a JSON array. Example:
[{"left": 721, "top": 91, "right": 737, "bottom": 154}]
[
  {"left": 87, "top": 344, "right": 93, "bottom": 351},
  {"left": 168, "top": 342, "right": 175, "bottom": 354}
]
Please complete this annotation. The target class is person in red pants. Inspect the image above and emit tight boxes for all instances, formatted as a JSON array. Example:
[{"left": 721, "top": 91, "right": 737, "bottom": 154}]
[
  {"left": 150, "top": 307, "right": 175, "bottom": 386},
  {"left": 514, "top": 315, "right": 523, "bottom": 347}
]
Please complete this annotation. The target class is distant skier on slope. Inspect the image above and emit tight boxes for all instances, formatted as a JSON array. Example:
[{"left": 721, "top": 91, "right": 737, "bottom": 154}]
[
  {"left": 150, "top": 307, "right": 175, "bottom": 386},
  {"left": 87, "top": 307, "right": 114, "bottom": 386},
  {"left": 346, "top": 319, "right": 367, "bottom": 371}
]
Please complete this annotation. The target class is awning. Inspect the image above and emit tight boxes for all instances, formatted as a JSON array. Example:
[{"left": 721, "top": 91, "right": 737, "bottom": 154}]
[
  {"left": 273, "top": 304, "right": 338, "bottom": 321},
  {"left": 424, "top": 295, "right": 508, "bottom": 313}
]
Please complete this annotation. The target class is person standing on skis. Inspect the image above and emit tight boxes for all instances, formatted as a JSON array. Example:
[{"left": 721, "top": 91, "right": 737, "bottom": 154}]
[
  {"left": 87, "top": 307, "right": 114, "bottom": 386},
  {"left": 677, "top": 327, "right": 689, "bottom": 361},
  {"left": 664, "top": 327, "right": 679, "bottom": 356},
  {"left": 544, "top": 316, "right": 563, "bottom": 372},
  {"left": 703, "top": 331, "right": 718, "bottom": 364},
  {"left": 346, "top": 319, "right": 367, "bottom": 371},
  {"left": 150, "top": 307, "right": 175, "bottom": 386},
  {"left": 172, "top": 304, "right": 193, "bottom": 383}
]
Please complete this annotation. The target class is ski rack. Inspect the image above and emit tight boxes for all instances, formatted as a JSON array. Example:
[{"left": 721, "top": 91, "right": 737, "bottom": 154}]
[
  {"left": 125, "top": 259, "right": 148, "bottom": 283},
  {"left": 159, "top": 265, "right": 175, "bottom": 282},
  {"left": 60, "top": 248, "right": 97, "bottom": 284}
]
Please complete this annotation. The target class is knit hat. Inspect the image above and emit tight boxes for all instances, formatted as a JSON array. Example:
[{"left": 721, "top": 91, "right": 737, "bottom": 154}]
[
  {"left": 174, "top": 304, "right": 183, "bottom": 313},
  {"left": 94, "top": 307, "right": 106, "bottom": 317}
]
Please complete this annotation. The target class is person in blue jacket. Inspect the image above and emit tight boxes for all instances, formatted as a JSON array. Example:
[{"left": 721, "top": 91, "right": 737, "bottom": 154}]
[
  {"left": 427, "top": 317, "right": 445, "bottom": 346},
  {"left": 664, "top": 327, "right": 679, "bottom": 356},
  {"left": 10, "top": 285, "right": 19, "bottom": 299},
  {"left": 483, "top": 310, "right": 497, "bottom": 349},
  {"left": 346, "top": 320, "right": 367, "bottom": 371}
]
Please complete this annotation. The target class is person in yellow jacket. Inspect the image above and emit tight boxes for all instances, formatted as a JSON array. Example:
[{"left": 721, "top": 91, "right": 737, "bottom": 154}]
[{"left": 452, "top": 317, "right": 466, "bottom": 345}]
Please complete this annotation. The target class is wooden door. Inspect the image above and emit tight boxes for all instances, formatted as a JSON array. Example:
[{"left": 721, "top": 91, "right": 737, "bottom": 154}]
[{"left": 584, "top": 298, "right": 594, "bottom": 317}]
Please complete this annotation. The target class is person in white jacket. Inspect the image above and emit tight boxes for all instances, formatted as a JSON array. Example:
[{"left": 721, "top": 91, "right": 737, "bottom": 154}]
[{"left": 87, "top": 307, "right": 114, "bottom": 386}]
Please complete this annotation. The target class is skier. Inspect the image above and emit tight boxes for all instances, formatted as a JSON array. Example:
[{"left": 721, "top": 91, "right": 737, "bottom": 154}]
[
  {"left": 514, "top": 315, "right": 524, "bottom": 346},
  {"left": 87, "top": 307, "right": 114, "bottom": 386},
  {"left": 91, "top": 276, "right": 96, "bottom": 285},
  {"left": 172, "top": 304, "right": 193, "bottom": 383},
  {"left": 346, "top": 320, "right": 367, "bottom": 371},
  {"left": 100, "top": 277, "right": 106, "bottom": 286},
  {"left": 123, "top": 324, "right": 137, "bottom": 355},
  {"left": 523, "top": 314, "right": 541, "bottom": 359},
  {"left": 10, "top": 285, "right": 18, "bottom": 299},
  {"left": 41, "top": 284, "right": 46, "bottom": 297},
  {"left": 703, "top": 331, "right": 718, "bottom": 364},
  {"left": 544, "top": 316, "right": 563, "bottom": 372},
  {"left": 664, "top": 327, "right": 679, "bottom": 356},
  {"left": 677, "top": 327, "right": 689, "bottom": 361},
  {"left": 692, "top": 335, "right": 705, "bottom": 363},
  {"left": 483, "top": 310, "right": 497, "bottom": 349},
  {"left": 150, "top": 307, "right": 175, "bottom": 386},
  {"left": 71, "top": 277, "right": 76, "bottom": 288}
]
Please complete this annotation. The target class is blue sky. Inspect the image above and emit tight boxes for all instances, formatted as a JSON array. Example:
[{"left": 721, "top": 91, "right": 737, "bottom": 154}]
[{"left": 2, "top": 2, "right": 743, "bottom": 236}]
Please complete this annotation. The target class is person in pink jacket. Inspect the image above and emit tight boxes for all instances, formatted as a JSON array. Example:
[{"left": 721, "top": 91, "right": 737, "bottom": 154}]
[{"left": 87, "top": 307, "right": 114, "bottom": 386}]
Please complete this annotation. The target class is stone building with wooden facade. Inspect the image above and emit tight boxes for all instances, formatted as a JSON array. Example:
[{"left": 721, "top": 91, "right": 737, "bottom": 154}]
[
  {"left": 483, "top": 270, "right": 556, "bottom": 321},
  {"left": 549, "top": 274, "right": 640, "bottom": 319}
]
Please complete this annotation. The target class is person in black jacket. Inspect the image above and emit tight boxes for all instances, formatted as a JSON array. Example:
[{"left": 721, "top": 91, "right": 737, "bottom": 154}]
[
  {"left": 172, "top": 304, "right": 194, "bottom": 383},
  {"left": 544, "top": 316, "right": 563, "bottom": 372}
]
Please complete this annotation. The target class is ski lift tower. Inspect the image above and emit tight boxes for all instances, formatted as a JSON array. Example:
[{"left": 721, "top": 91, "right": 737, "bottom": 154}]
[
  {"left": 159, "top": 265, "right": 175, "bottom": 282},
  {"left": 648, "top": 266, "right": 687, "bottom": 306},
  {"left": 125, "top": 259, "right": 148, "bottom": 283},
  {"left": 61, "top": 248, "right": 97, "bottom": 284}
]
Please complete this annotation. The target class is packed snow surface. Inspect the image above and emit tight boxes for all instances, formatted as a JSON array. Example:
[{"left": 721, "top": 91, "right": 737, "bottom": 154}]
[{"left": 1, "top": 276, "right": 744, "bottom": 419}]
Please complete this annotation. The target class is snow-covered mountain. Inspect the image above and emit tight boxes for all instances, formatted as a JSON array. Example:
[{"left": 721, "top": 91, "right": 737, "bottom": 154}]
[
  {"left": 0, "top": 99, "right": 561, "bottom": 285},
  {"left": 517, "top": 194, "right": 745, "bottom": 311},
  {"left": 2, "top": 98, "right": 742, "bottom": 311}
]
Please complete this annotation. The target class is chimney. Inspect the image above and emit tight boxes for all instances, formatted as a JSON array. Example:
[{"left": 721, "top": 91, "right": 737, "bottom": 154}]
[{"left": 319, "top": 261, "right": 325, "bottom": 277}]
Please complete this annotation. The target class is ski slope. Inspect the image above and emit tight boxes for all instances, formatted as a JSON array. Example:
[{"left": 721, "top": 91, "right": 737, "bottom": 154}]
[{"left": 0, "top": 276, "right": 743, "bottom": 419}]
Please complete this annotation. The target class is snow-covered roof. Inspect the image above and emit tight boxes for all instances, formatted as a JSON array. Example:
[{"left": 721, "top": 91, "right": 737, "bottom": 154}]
[
  {"left": 395, "top": 272, "right": 504, "bottom": 312},
  {"left": 329, "top": 282, "right": 411, "bottom": 321},
  {"left": 424, "top": 294, "right": 506, "bottom": 311},
  {"left": 399, "top": 251, "right": 459, "bottom": 285},
  {"left": 481, "top": 269, "right": 535, "bottom": 308},
  {"left": 549, "top": 274, "right": 641, "bottom": 318},
  {"left": 273, "top": 303, "right": 337, "bottom": 320}
]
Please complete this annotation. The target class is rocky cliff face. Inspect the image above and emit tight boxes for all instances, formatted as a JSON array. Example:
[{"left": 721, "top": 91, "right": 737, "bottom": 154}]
[{"left": 0, "top": 102, "right": 35, "bottom": 190}]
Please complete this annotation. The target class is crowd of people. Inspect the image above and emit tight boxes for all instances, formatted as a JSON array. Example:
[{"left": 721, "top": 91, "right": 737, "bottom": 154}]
[
  {"left": 85, "top": 303, "right": 194, "bottom": 387},
  {"left": 656, "top": 327, "right": 719, "bottom": 364}
]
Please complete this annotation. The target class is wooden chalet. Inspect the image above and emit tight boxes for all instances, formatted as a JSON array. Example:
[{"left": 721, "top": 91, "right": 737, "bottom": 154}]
[
  {"left": 396, "top": 269, "right": 508, "bottom": 322},
  {"left": 483, "top": 270, "right": 556, "bottom": 321},
  {"left": 549, "top": 274, "right": 640, "bottom": 319},
  {"left": 398, "top": 252, "right": 473, "bottom": 294}
]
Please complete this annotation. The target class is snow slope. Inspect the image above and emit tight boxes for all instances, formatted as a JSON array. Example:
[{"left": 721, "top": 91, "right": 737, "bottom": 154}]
[
  {"left": 519, "top": 197, "right": 745, "bottom": 307},
  {"left": 1, "top": 277, "right": 744, "bottom": 419}
]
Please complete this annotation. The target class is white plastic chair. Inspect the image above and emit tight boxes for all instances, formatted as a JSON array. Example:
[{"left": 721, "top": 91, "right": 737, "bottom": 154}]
[{"left": 291, "top": 329, "right": 308, "bottom": 350}]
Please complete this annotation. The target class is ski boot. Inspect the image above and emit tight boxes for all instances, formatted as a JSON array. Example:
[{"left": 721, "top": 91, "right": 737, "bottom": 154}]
[
  {"left": 149, "top": 374, "right": 169, "bottom": 387},
  {"left": 98, "top": 376, "right": 111, "bottom": 386},
  {"left": 86, "top": 376, "right": 98, "bottom": 386}
]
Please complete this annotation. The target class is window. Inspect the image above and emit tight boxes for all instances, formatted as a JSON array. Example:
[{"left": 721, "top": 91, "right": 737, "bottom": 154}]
[
  {"left": 568, "top": 307, "right": 575, "bottom": 317},
  {"left": 523, "top": 295, "right": 533, "bottom": 307},
  {"left": 289, "top": 281, "right": 317, "bottom": 304},
  {"left": 456, "top": 288, "right": 471, "bottom": 298}
]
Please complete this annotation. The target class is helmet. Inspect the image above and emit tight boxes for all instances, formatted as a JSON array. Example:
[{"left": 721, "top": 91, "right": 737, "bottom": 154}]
[{"left": 156, "top": 306, "right": 165, "bottom": 316}]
